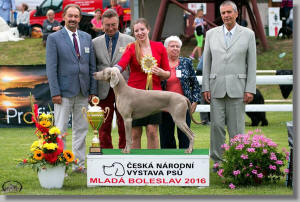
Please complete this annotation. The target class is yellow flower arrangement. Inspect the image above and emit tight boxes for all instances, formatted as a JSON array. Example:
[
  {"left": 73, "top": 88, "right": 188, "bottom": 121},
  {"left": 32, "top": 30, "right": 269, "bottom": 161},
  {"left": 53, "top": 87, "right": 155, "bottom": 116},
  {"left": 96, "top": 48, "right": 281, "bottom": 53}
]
[{"left": 18, "top": 100, "right": 77, "bottom": 172}]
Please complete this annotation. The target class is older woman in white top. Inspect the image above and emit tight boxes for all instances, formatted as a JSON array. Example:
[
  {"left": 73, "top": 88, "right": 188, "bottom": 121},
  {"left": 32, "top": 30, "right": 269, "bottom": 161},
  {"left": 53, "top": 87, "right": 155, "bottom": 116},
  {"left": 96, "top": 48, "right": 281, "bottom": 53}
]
[{"left": 17, "top": 3, "right": 30, "bottom": 37}]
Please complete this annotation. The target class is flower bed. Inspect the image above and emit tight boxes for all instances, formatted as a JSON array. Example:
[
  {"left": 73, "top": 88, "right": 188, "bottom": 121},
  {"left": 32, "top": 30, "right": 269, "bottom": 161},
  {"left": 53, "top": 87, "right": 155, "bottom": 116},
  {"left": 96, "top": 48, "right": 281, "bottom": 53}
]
[{"left": 215, "top": 129, "right": 289, "bottom": 189}]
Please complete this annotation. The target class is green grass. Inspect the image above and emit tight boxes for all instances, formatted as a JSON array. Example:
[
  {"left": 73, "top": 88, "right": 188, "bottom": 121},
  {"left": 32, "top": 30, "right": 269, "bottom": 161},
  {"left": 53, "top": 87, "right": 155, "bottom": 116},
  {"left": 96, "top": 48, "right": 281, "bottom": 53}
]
[
  {"left": 0, "top": 112, "right": 293, "bottom": 195},
  {"left": 0, "top": 37, "right": 294, "bottom": 195},
  {"left": 0, "top": 38, "right": 46, "bottom": 65}
]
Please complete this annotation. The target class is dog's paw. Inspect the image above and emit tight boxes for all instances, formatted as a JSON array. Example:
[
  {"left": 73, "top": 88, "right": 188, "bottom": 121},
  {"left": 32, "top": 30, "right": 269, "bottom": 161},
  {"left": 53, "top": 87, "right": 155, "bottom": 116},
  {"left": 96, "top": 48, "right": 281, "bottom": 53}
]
[
  {"left": 184, "top": 148, "right": 193, "bottom": 154},
  {"left": 121, "top": 148, "right": 131, "bottom": 154}
]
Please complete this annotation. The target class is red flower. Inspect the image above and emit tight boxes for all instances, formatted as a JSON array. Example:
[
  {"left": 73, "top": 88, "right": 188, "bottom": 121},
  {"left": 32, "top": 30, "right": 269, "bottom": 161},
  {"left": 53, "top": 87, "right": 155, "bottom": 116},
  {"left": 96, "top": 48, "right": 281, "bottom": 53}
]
[
  {"left": 43, "top": 138, "right": 64, "bottom": 164},
  {"left": 23, "top": 159, "right": 27, "bottom": 163},
  {"left": 56, "top": 137, "right": 64, "bottom": 153},
  {"left": 44, "top": 152, "right": 59, "bottom": 164}
]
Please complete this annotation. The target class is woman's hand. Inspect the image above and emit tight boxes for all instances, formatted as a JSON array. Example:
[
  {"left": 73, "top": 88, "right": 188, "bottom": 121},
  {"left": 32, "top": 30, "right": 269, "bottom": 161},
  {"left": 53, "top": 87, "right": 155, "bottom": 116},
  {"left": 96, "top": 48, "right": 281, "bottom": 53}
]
[{"left": 152, "top": 66, "right": 170, "bottom": 80}]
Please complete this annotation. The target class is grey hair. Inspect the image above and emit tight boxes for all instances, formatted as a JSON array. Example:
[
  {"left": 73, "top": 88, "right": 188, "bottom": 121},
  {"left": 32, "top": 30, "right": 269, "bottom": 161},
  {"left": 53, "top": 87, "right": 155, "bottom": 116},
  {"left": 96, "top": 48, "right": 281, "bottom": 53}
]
[
  {"left": 46, "top": 9, "right": 55, "bottom": 16},
  {"left": 164, "top": 35, "right": 182, "bottom": 48},
  {"left": 220, "top": 0, "right": 238, "bottom": 12}
]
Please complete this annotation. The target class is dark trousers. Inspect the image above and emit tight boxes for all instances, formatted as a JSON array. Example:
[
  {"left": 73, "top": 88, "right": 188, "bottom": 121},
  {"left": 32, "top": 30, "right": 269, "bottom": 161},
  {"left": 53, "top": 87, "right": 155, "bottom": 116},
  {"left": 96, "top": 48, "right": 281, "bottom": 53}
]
[
  {"left": 159, "top": 111, "right": 191, "bottom": 149},
  {"left": 17, "top": 23, "right": 30, "bottom": 36},
  {"left": 98, "top": 88, "right": 126, "bottom": 149}
]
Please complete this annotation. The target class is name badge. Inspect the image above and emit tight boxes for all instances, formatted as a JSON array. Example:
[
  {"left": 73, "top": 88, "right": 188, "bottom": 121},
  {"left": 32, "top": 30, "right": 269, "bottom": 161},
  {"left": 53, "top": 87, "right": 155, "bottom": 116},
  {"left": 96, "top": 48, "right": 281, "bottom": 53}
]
[
  {"left": 176, "top": 70, "right": 182, "bottom": 78},
  {"left": 85, "top": 47, "right": 90, "bottom": 53}
]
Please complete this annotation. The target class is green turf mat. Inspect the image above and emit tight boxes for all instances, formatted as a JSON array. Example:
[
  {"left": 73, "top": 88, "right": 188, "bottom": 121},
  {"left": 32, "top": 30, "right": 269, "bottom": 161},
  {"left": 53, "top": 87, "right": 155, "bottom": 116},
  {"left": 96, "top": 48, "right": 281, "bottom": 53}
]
[{"left": 99, "top": 149, "right": 209, "bottom": 155}]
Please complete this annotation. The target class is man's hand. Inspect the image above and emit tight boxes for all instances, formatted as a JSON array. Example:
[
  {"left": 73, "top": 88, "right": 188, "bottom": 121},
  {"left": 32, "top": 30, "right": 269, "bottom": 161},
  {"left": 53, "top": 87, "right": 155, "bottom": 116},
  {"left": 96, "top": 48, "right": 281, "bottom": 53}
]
[
  {"left": 52, "top": 95, "right": 62, "bottom": 104},
  {"left": 191, "top": 102, "right": 198, "bottom": 113},
  {"left": 244, "top": 92, "right": 254, "bottom": 104},
  {"left": 52, "top": 26, "right": 61, "bottom": 31},
  {"left": 89, "top": 94, "right": 96, "bottom": 103},
  {"left": 203, "top": 91, "right": 211, "bottom": 104}
]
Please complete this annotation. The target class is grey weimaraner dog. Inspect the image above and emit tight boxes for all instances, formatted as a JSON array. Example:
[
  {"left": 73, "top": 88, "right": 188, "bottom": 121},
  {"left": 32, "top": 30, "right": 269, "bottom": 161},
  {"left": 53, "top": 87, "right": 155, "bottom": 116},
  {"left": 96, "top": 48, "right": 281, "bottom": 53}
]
[{"left": 93, "top": 67, "right": 201, "bottom": 154}]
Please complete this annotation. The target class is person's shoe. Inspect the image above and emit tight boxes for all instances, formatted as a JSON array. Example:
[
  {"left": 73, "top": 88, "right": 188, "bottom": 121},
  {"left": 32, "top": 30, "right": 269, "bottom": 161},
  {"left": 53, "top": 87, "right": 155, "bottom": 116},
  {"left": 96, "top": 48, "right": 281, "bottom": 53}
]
[{"left": 189, "top": 55, "right": 195, "bottom": 60}]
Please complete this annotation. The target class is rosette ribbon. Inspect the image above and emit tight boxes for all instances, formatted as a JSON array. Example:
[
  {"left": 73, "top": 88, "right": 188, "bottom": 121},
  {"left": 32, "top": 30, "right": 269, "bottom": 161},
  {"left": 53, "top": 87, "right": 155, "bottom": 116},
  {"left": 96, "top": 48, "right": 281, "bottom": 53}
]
[{"left": 141, "top": 55, "right": 157, "bottom": 90}]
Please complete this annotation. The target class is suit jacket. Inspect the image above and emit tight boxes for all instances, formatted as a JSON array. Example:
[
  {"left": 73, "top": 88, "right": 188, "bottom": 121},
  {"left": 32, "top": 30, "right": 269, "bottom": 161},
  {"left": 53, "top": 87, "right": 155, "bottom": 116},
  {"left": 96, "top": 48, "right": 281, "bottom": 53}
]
[
  {"left": 46, "top": 27, "right": 97, "bottom": 98},
  {"left": 202, "top": 24, "right": 256, "bottom": 98},
  {"left": 92, "top": 32, "right": 134, "bottom": 99}
]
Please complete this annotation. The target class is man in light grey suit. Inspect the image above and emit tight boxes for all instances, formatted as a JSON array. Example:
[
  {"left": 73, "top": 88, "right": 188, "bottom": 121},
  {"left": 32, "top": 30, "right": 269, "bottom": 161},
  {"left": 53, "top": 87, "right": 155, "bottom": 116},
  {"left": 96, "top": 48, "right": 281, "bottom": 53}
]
[
  {"left": 46, "top": 4, "right": 97, "bottom": 173},
  {"left": 202, "top": 0, "right": 256, "bottom": 169},
  {"left": 92, "top": 9, "right": 134, "bottom": 149}
]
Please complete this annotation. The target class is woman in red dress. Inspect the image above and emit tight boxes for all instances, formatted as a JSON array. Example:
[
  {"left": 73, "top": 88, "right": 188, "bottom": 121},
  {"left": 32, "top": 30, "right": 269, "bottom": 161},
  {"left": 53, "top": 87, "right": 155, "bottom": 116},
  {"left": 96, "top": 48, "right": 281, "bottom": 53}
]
[{"left": 115, "top": 18, "right": 170, "bottom": 149}]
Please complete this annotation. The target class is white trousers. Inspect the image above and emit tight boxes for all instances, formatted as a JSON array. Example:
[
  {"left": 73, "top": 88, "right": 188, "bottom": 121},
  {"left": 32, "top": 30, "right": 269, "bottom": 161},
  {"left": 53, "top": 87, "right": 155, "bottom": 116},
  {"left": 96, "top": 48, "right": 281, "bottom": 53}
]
[{"left": 54, "top": 93, "right": 88, "bottom": 169}]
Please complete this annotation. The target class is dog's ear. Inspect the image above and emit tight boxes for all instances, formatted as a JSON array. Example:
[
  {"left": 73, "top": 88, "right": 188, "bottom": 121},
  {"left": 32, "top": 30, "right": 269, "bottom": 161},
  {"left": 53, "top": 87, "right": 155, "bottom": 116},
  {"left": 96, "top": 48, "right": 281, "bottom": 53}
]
[{"left": 110, "top": 71, "right": 119, "bottom": 88}]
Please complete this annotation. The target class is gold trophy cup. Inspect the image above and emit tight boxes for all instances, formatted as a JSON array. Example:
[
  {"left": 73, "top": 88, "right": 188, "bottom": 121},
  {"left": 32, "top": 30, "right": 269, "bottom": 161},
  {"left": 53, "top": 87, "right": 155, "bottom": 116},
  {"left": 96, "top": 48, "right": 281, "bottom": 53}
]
[{"left": 82, "top": 96, "right": 109, "bottom": 154}]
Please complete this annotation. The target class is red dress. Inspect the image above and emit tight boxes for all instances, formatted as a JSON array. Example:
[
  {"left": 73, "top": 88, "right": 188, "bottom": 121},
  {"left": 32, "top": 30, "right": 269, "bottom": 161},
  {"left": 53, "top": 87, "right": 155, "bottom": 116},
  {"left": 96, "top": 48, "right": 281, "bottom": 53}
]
[{"left": 117, "top": 41, "right": 170, "bottom": 90}]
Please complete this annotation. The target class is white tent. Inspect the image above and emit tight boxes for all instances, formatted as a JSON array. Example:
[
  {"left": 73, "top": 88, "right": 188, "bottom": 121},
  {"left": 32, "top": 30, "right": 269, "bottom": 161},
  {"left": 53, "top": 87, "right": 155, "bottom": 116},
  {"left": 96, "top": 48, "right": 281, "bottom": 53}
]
[{"left": 0, "top": 17, "right": 24, "bottom": 42}]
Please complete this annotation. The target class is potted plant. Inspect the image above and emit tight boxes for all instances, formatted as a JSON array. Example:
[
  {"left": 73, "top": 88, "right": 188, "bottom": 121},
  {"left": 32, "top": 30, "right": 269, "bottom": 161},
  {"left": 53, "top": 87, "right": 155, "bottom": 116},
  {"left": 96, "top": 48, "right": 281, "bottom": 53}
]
[
  {"left": 215, "top": 129, "right": 290, "bottom": 189},
  {"left": 18, "top": 102, "right": 77, "bottom": 189}
]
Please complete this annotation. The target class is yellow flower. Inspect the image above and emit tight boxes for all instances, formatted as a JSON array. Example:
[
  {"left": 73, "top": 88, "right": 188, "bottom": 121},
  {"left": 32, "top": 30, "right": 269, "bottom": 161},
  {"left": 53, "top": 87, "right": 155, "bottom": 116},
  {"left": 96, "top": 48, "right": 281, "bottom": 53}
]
[
  {"left": 39, "top": 113, "right": 52, "bottom": 120},
  {"left": 33, "top": 150, "right": 44, "bottom": 160},
  {"left": 39, "top": 113, "right": 47, "bottom": 119},
  {"left": 43, "top": 143, "right": 58, "bottom": 150},
  {"left": 39, "top": 120, "right": 51, "bottom": 128},
  {"left": 63, "top": 150, "right": 75, "bottom": 162},
  {"left": 49, "top": 126, "right": 60, "bottom": 135},
  {"left": 30, "top": 140, "right": 42, "bottom": 152}
]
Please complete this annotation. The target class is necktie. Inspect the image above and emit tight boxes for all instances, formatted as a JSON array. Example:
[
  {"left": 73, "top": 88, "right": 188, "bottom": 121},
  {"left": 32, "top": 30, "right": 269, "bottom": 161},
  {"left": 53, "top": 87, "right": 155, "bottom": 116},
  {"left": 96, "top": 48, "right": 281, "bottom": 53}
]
[
  {"left": 72, "top": 33, "right": 80, "bottom": 59},
  {"left": 226, "top": 31, "right": 232, "bottom": 48},
  {"left": 108, "top": 37, "right": 113, "bottom": 61}
]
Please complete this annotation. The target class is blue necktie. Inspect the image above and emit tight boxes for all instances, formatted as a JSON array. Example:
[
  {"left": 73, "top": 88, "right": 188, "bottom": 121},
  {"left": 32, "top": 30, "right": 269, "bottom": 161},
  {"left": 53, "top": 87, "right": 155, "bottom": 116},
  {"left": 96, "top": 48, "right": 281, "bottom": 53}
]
[{"left": 226, "top": 32, "right": 232, "bottom": 48}]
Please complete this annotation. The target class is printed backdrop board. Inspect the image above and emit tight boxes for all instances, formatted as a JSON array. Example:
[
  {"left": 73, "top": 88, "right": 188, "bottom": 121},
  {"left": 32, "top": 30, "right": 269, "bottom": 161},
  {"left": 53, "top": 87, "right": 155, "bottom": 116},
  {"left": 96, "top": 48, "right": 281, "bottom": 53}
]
[
  {"left": 0, "top": 65, "right": 53, "bottom": 127},
  {"left": 87, "top": 149, "right": 210, "bottom": 187}
]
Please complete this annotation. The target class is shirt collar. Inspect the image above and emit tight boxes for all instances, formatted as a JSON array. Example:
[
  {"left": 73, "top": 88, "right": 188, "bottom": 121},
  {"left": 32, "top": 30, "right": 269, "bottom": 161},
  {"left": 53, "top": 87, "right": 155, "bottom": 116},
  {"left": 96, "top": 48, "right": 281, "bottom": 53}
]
[
  {"left": 65, "top": 26, "right": 78, "bottom": 37},
  {"left": 105, "top": 31, "right": 119, "bottom": 40},
  {"left": 223, "top": 23, "right": 237, "bottom": 36}
]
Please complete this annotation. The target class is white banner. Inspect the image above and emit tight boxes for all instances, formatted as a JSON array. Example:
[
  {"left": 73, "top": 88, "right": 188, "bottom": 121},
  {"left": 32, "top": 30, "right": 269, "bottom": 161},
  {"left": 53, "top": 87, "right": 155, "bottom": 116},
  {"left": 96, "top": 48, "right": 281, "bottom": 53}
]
[
  {"left": 268, "top": 7, "right": 282, "bottom": 36},
  {"left": 87, "top": 154, "right": 209, "bottom": 186}
]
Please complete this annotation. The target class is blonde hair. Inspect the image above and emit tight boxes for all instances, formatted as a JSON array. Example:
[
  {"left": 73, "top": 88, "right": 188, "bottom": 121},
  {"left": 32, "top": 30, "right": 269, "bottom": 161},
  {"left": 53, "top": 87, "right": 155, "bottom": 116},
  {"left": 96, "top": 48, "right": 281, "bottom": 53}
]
[{"left": 132, "top": 18, "right": 151, "bottom": 64}]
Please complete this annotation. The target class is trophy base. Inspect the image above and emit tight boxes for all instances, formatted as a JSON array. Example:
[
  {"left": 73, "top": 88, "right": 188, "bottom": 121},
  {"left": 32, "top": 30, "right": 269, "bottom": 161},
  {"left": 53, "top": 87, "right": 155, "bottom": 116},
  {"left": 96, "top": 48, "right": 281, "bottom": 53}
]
[{"left": 89, "top": 147, "right": 102, "bottom": 155}]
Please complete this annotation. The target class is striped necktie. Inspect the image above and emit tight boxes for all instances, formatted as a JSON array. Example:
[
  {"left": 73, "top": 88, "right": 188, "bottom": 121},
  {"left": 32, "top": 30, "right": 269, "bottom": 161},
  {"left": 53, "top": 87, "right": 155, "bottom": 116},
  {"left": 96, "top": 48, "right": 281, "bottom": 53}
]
[
  {"left": 72, "top": 33, "right": 80, "bottom": 59},
  {"left": 108, "top": 37, "right": 113, "bottom": 61}
]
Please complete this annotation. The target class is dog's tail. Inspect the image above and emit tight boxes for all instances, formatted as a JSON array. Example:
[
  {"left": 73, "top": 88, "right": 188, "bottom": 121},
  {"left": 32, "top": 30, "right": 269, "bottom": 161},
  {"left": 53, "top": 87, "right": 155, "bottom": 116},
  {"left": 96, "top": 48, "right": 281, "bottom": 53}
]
[{"left": 186, "top": 98, "right": 201, "bottom": 124}]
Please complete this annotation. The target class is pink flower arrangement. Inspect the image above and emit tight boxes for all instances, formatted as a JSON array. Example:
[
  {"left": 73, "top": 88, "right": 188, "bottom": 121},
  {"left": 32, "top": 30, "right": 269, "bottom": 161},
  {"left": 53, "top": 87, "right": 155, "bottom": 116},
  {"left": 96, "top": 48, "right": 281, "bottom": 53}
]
[{"left": 216, "top": 129, "right": 289, "bottom": 188}]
